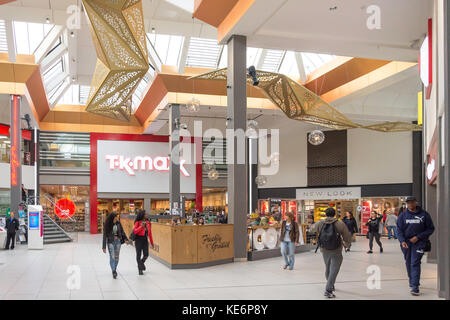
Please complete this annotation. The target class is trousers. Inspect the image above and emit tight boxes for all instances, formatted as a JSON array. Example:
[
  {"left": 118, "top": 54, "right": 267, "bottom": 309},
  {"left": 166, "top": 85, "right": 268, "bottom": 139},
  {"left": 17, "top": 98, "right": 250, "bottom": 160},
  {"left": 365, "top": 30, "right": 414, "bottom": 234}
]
[
  {"left": 322, "top": 250, "right": 343, "bottom": 292},
  {"left": 401, "top": 241, "right": 425, "bottom": 289},
  {"left": 368, "top": 232, "right": 382, "bottom": 250},
  {"left": 135, "top": 236, "right": 149, "bottom": 270}
]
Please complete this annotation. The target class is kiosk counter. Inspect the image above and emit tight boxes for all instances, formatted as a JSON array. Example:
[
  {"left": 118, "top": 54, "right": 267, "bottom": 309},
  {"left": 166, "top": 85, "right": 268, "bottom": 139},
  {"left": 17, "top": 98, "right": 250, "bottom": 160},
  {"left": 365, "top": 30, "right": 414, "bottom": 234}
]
[{"left": 120, "top": 216, "right": 234, "bottom": 269}]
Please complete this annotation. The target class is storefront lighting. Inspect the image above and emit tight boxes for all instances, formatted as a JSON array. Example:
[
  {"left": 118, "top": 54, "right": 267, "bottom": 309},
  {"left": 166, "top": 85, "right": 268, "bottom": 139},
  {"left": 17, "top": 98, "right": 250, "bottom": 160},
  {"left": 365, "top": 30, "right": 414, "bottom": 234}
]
[
  {"left": 186, "top": 97, "right": 200, "bottom": 113},
  {"left": 270, "top": 152, "right": 280, "bottom": 163},
  {"left": 255, "top": 175, "right": 267, "bottom": 187},
  {"left": 308, "top": 130, "right": 325, "bottom": 146}
]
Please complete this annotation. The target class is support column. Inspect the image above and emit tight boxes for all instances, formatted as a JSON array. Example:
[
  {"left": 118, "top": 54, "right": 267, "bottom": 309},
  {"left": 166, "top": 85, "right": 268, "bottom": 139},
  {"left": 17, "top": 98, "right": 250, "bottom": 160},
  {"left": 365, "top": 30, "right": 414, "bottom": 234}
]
[
  {"left": 144, "top": 198, "right": 151, "bottom": 215},
  {"left": 412, "top": 130, "right": 423, "bottom": 204},
  {"left": 10, "top": 95, "right": 22, "bottom": 214},
  {"left": 33, "top": 128, "right": 40, "bottom": 205},
  {"left": 169, "top": 104, "right": 181, "bottom": 216},
  {"left": 227, "top": 35, "right": 248, "bottom": 260},
  {"left": 437, "top": 0, "right": 450, "bottom": 300},
  {"left": 248, "top": 137, "right": 258, "bottom": 214}
]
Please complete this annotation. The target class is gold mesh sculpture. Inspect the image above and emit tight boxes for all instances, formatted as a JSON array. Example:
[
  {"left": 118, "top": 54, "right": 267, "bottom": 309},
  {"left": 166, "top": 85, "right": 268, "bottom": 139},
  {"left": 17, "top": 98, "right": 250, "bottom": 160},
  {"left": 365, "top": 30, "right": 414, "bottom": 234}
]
[
  {"left": 191, "top": 68, "right": 422, "bottom": 132},
  {"left": 82, "top": 0, "right": 149, "bottom": 121}
]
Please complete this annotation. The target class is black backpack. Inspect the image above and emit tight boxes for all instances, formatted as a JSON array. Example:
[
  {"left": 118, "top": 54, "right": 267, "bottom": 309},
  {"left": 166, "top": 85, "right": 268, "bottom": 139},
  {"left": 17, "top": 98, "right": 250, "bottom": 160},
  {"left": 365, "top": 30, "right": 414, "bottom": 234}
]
[{"left": 315, "top": 221, "right": 341, "bottom": 252}]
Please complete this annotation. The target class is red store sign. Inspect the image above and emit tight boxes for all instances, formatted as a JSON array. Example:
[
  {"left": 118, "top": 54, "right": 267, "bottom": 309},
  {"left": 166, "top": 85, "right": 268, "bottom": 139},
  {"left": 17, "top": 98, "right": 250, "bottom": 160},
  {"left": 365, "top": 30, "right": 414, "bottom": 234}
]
[{"left": 55, "top": 198, "right": 76, "bottom": 219}]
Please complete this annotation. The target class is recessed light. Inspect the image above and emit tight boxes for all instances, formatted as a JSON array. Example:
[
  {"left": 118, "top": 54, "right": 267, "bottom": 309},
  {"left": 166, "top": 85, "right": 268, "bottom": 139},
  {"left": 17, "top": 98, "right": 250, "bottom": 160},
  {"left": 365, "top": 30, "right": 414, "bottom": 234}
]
[
  {"left": 70, "top": 31, "right": 75, "bottom": 38},
  {"left": 151, "top": 27, "right": 156, "bottom": 33},
  {"left": 45, "top": 17, "right": 51, "bottom": 24}
]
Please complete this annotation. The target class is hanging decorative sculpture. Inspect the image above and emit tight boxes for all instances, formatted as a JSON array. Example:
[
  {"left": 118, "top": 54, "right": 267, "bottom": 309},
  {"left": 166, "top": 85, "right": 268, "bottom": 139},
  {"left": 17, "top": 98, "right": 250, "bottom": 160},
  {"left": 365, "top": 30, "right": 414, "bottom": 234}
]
[
  {"left": 190, "top": 68, "right": 422, "bottom": 132},
  {"left": 82, "top": 0, "right": 149, "bottom": 121}
]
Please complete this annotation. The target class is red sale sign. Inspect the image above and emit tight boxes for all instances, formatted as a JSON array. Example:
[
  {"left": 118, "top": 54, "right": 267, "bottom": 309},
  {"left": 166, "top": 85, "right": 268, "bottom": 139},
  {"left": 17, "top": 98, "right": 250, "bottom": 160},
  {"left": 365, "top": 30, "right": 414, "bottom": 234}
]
[
  {"left": 55, "top": 198, "right": 76, "bottom": 219},
  {"left": 361, "top": 201, "right": 372, "bottom": 235}
]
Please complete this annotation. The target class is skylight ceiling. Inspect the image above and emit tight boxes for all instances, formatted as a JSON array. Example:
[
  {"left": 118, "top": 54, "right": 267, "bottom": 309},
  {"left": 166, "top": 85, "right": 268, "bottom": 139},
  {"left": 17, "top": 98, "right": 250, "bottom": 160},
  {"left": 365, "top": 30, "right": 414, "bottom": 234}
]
[
  {"left": 165, "top": 0, "right": 194, "bottom": 13},
  {"left": 148, "top": 33, "right": 184, "bottom": 66},
  {"left": 186, "top": 37, "right": 223, "bottom": 69},
  {"left": 13, "top": 21, "right": 53, "bottom": 55},
  {"left": 301, "top": 52, "right": 336, "bottom": 75},
  {"left": 0, "top": 20, "right": 7, "bottom": 53}
]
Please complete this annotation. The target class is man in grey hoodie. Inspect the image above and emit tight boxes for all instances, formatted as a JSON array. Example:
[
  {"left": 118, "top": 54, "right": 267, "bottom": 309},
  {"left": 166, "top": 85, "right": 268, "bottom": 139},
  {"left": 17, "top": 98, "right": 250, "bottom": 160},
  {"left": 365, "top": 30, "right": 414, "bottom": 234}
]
[{"left": 309, "top": 207, "right": 352, "bottom": 298}]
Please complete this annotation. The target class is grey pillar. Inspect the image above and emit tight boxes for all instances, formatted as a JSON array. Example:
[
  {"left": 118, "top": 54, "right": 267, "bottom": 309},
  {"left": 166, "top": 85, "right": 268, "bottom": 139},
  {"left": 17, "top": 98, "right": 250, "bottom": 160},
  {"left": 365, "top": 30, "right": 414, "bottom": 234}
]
[
  {"left": 412, "top": 130, "right": 423, "bottom": 204},
  {"left": 10, "top": 95, "right": 22, "bottom": 214},
  {"left": 248, "top": 137, "right": 258, "bottom": 214},
  {"left": 227, "top": 35, "right": 248, "bottom": 260},
  {"left": 169, "top": 104, "right": 181, "bottom": 216},
  {"left": 144, "top": 198, "right": 151, "bottom": 215},
  {"left": 437, "top": 0, "right": 450, "bottom": 300}
]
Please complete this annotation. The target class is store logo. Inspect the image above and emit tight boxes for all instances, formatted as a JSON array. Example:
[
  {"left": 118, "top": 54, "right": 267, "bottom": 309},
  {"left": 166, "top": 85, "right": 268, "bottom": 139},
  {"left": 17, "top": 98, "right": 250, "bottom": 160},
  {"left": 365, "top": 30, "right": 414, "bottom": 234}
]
[
  {"left": 55, "top": 198, "right": 76, "bottom": 219},
  {"left": 105, "top": 155, "right": 190, "bottom": 177}
]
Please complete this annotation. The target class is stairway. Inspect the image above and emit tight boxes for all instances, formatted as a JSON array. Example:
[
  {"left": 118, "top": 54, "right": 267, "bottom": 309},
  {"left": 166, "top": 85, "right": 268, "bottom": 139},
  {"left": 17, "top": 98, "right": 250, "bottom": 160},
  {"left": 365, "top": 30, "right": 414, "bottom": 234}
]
[{"left": 43, "top": 214, "right": 72, "bottom": 244}]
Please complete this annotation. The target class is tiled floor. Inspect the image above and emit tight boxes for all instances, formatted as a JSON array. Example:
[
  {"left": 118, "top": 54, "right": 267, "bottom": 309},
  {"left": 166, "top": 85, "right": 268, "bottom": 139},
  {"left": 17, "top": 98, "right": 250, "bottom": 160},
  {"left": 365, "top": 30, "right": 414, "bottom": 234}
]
[{"left": 0, "top": 233, "right": 440, "bottom": 300}]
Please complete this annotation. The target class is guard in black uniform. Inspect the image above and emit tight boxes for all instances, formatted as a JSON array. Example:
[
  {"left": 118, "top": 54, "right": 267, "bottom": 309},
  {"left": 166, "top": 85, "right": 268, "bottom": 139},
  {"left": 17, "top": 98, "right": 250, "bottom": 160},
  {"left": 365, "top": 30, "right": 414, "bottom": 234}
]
[{"left": 5, "top": 211, "right": 19, "bottom": 250}]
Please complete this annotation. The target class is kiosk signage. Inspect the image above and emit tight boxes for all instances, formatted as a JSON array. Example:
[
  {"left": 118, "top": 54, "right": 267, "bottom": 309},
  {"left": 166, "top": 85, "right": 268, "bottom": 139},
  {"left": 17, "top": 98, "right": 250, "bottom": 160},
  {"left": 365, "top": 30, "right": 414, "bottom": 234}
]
[{"left": 28, "top": 205, "right": 44, "bottom": 249}]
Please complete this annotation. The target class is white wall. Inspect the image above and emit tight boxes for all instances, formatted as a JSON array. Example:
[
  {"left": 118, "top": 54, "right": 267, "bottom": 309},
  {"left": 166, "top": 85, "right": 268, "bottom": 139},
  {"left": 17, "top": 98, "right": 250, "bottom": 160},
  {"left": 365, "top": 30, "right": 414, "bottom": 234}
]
[
  {"left": 0, "top": 163, "right": 35, "bottom": 189},
  {"left": 258, "top": 119, "right": 308, "bottom": 188},
  {"left": 347, "top": 129, "right": 413, "bottom": 185}
]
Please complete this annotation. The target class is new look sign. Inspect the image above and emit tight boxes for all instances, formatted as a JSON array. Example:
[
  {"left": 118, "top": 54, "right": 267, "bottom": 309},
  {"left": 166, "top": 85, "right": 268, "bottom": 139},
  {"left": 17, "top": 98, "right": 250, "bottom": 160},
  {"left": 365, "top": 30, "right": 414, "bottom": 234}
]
[
  {"left": 296, "top": 187, "right": 361, "bottom": 200},
  {"left": 97, "top": 140, "right": 196, "bottom": 194}
]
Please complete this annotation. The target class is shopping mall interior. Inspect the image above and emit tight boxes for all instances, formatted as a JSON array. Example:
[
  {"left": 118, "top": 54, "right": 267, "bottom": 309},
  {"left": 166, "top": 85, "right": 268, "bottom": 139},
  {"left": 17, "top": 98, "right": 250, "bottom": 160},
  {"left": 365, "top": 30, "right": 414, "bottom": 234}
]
[{"left": 0, "top": 0, "right": 449, "bottom": 302}]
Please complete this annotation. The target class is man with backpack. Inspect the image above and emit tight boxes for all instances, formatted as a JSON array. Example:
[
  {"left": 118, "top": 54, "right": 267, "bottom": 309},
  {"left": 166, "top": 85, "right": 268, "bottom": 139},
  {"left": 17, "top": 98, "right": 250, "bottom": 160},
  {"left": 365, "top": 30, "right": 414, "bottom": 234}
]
[{"left": 309, "top": 207, "right": 352, "bottom": 298}]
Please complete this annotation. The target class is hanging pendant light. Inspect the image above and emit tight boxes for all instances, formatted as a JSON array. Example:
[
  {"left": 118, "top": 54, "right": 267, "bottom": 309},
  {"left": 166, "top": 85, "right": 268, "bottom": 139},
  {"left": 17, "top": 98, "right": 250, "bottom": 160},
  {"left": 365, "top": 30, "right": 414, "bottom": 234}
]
[
  {"left": 255, "top": 175, "right": 267, "bottom": 187},
  {"left": 247, "top": 119, "right": 258, "bottom": 139},
  {"left": 208, "top": 168, "right": 219, "bottom": 181},
  {"left": 308, "top": 130, "right": 325, "bottom": 146},
  {"left": 186, "top": 97, "right": 200, "bottom": 113}
]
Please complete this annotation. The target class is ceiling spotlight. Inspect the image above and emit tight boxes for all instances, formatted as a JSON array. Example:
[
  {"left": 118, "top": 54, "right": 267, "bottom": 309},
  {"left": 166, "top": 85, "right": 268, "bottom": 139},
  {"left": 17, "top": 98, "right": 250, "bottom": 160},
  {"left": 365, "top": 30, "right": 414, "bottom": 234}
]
[
  {"left": 45, "top": 17, "right": 51, "bottom": 24},
  {"left": 329, "top": 6, "right": 338, "bottom": 11},
  {"left": 151, "top": 27, "right": 156, "bottom": 33},
  {"left": 308, "top": 130, "right": 325, "bottom": 146},
  {"left": 248, "top": 66, "right": 259, "bottom": 86},
  {"left": 71, "top": 76, "right": 77, "bottom": 82},
  {"left": 246, "top": 119, "right": 258, "bottom": 139},
  {"left": 186, "top": 97, "right": 200, "bottom": 112},
  {"left": 70, "top": 31, "right": 75, "bottom": 38}
]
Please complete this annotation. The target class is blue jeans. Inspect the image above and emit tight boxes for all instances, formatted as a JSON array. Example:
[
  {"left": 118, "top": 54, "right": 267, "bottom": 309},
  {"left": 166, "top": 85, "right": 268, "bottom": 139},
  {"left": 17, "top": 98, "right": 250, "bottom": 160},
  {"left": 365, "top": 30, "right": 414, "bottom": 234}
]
[
  {"left": 107, "top": 238, "right": 121, "bottom": 272},
  {"left": 386, "top": 226, "right": 397, "bottom": 239},
  {"left": 280, "top": 241, "right": 295, "bottom": 268},
  {"left": 400, "top": 241, "right": 425, "bottom": 289}
]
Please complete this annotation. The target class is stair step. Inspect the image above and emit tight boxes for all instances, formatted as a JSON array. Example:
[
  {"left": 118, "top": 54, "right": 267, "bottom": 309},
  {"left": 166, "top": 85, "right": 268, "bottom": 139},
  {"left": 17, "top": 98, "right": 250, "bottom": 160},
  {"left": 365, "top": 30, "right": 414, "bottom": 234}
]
[{"left": 44, "top": 238, "right": 72, "bottom": 244}]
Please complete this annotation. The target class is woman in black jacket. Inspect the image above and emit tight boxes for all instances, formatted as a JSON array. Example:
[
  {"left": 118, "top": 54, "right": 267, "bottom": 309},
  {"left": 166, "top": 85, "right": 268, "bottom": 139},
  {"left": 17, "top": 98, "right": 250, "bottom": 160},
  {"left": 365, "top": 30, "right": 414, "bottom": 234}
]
[
  {"left": 342, "top": 211, "right": 358, "bottom": 252},
  {"left": 365, "top": 211, "right": 383, "bottom": 254},
  {"left": 102, "top": 212, "right": 129, "bottom": 279}
]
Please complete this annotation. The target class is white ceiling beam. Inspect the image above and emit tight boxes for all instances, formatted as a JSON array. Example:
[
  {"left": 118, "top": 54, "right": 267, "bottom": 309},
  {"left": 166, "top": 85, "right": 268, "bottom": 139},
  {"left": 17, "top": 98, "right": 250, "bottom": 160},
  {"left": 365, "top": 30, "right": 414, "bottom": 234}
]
[
  {"left": 146, "top": 34, "right": 162, "bottom": 73},
  {"left": 45, "top": 72, "right": 69, "bottom": 94},
  {"left": 4, "top": 19, "right": 15, "bottom": 62},
  {"left": 294, "top": 52, "right": 308, "bottom": 83},
  {"left": 50, "top": 80, "right": 71, "bottom": 109},
  {"left": 177, "top": 36, "right": 190, "bottom": 74},
  {"left": 40, "top": 42, "right": 68, "bottom": 72},
  {"left": 34, "top": 25, "right": 65, "bottom": 64}
]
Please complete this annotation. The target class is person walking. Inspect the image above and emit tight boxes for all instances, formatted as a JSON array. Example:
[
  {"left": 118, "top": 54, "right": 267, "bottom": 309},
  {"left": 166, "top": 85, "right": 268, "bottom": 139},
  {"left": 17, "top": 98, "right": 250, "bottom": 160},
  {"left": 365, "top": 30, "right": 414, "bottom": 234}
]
[
  {"left": 279, "top": 212, "right": 300, "bottom": 270},
  {"left": 102, "top": 212, "right": 129, "bottom": 279},
  {"left": 366, "top": 211, "right": 383, "bottom": 254},
  {"left": 342, "top": 211, "right": 358, "bottom": 251},
  {"left": 385, "top": 211, "right": 398, "bottom": 239},
  {"left": 309, "top": 207, "right": 352, "bottom": 298},
  {"left": 5, "top": 211, "right": 19, "bottom": 250},
  {"left": 397, "top": 196, "right": 434, "bottom": 296},
  {"left": 133, "top": 210, "right": 154, "bottom": 275}
]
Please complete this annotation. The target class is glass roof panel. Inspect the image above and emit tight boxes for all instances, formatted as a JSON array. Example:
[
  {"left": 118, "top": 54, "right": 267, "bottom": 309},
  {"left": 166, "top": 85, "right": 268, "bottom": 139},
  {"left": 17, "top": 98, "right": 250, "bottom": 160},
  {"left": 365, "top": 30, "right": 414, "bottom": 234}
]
[
  {"left": 301, "top": 52, "right": 336, "bottom": 75},
  {"left": 186, "top": 37, "right": 222, "bottom": 69},
  {"left": 165, "top": 0, "right": 194, "bottom": 13},
  {"left": 260, "top": 49, "right": 285, "bottom": 72},
  {"left": 278, "top": 51, "right": 300, "bottom": 80},
  {"left": 0, "top": 20, "right": 7, "bottom": 52},
  {"left": 148, "top": 33, "right": 184, "bottom": 66},
  {"left": 13, "top": 21, "right": 53, "bottom": 55}
]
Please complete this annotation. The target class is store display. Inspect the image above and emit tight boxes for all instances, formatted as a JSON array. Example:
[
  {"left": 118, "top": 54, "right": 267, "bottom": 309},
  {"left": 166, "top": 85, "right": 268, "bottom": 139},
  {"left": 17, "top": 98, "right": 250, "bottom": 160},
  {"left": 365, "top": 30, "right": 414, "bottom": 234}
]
[
  {"left": 252, "top": 228, "right": 265, "bottom": 250},
  {"left": 263, "top": 228, "right": 279, "bottom": 249}
]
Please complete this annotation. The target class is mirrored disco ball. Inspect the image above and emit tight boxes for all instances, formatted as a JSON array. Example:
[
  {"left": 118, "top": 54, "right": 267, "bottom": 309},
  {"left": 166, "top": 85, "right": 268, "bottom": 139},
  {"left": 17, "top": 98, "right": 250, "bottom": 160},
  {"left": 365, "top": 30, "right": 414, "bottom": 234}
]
[
  {"left": 308, "top": 130, "right": 325, "bottom": 145},
  {"left": 208, "top": 169, "right": 219, "bottom": 180},
  {"left": 255, "top": 175, "right": 267, "bottom": 187},
  {"left": 186, "top": 97, "right": 200, "bottom": 112}
]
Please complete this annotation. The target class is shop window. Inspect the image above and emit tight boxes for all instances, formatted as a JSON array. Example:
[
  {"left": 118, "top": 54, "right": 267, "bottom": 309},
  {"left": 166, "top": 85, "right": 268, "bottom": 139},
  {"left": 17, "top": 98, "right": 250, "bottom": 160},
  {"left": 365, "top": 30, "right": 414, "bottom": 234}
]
[{"left": 39, "top": 132, "right": 90, "bottom": 168}]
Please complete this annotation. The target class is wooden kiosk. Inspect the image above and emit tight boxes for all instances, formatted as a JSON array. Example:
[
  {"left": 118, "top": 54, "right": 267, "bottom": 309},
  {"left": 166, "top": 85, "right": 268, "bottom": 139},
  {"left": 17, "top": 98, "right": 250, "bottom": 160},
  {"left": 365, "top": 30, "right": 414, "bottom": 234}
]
[{"left": 121, "top": 216, "right": 234, "bottom": 269}]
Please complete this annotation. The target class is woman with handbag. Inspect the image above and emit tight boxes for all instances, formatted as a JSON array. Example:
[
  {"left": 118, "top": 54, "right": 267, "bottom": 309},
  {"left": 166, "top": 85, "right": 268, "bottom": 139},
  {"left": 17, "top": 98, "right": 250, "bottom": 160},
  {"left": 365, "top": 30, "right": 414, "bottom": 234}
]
[
  {"left": 133, "top": 210, "right": 154, "bottom": 275},
  {"left": 102, "top": 212, "right": 129, "bottom": 279}
]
